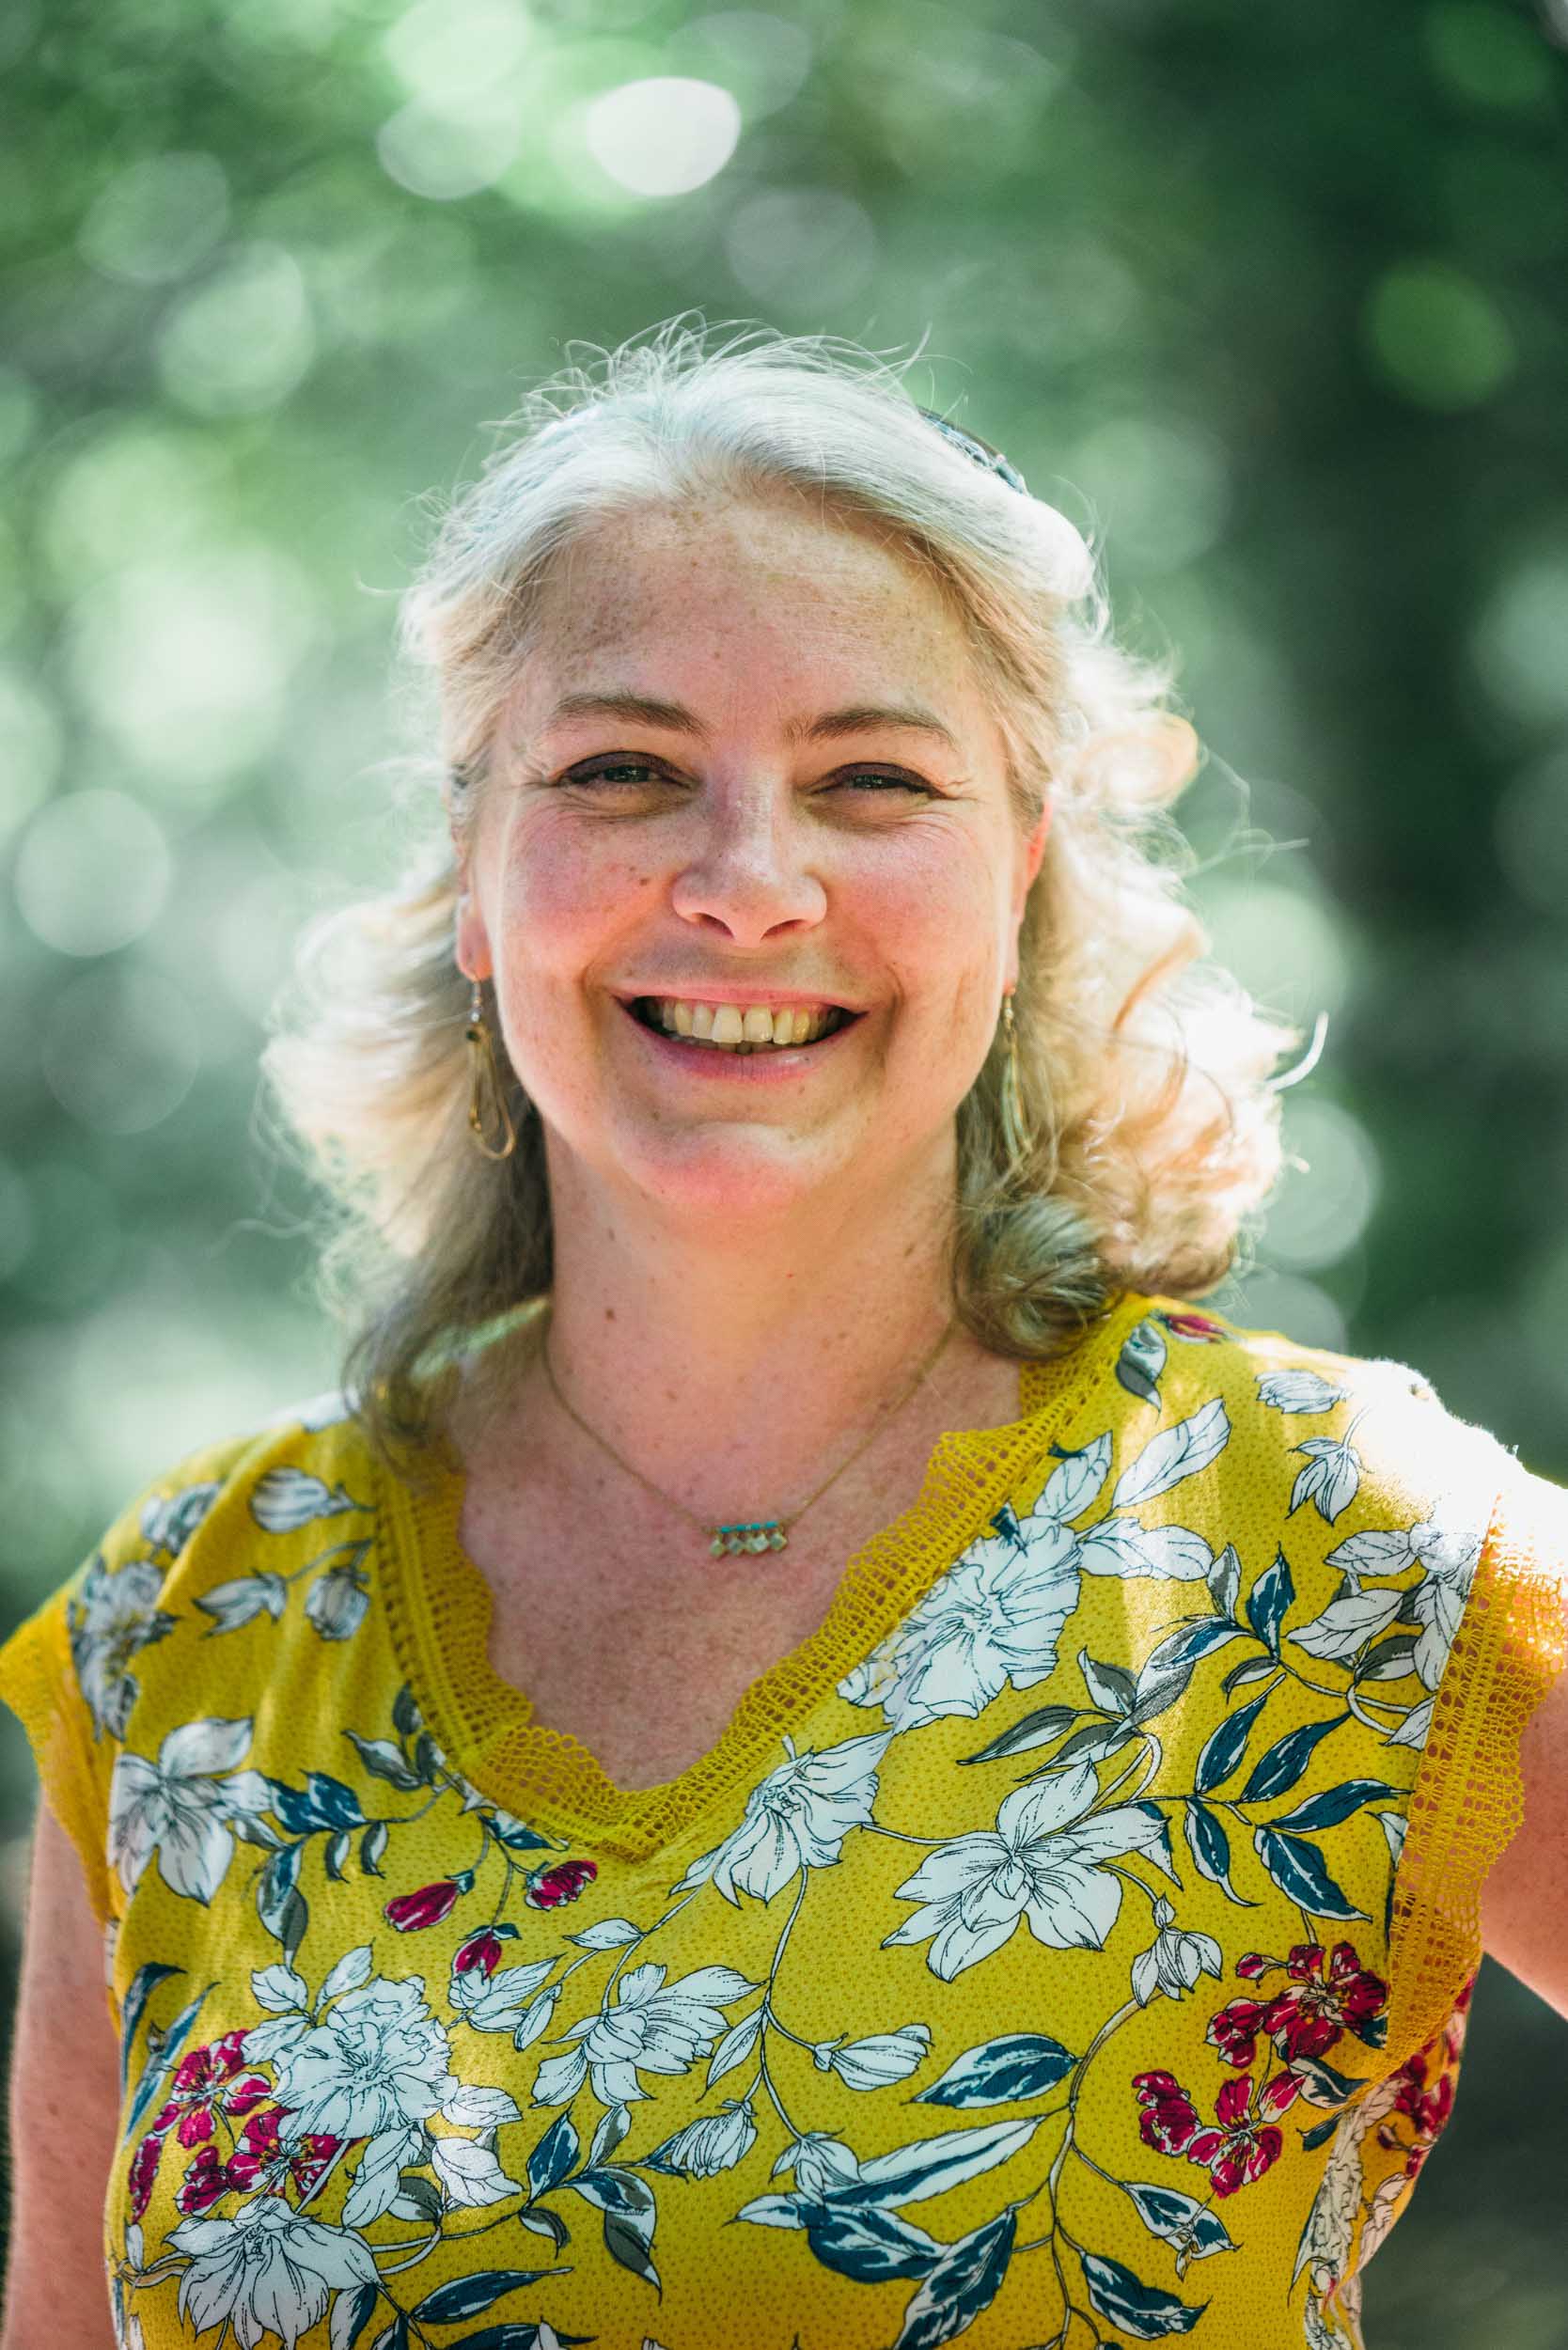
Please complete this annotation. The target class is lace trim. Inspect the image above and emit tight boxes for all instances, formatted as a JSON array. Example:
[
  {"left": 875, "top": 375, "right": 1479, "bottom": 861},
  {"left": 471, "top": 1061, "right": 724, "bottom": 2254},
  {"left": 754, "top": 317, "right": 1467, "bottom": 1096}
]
[
  {"left": 371, "top": 1288, "right": 1150, "bottom": 1860},
  {"left": 1384, "top": 1452, "right": 1568, "bottom": 2071},
  {"left": 0, "top": 1594, "right": 118, "bottom": 1933}
]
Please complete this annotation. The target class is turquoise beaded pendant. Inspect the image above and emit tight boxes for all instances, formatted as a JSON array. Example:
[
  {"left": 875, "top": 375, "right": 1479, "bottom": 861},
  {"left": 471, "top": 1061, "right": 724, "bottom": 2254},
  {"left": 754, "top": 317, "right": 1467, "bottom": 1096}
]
[{"left": 711, "top": 1520, "right": 789, "bottom": 1557}]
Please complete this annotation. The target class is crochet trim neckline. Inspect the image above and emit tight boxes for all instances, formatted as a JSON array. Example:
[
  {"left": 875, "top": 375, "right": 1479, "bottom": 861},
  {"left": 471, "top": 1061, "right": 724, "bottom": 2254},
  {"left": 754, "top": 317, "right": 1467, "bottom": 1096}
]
[{"left": 371, "top": 1288, "right": 1151, "bottom": 1863}]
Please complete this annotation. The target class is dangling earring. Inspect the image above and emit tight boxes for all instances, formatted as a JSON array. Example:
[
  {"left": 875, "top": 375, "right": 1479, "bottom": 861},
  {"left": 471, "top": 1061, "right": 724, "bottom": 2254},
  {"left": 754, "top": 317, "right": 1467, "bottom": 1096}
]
[
  {"left": 998, "top": 990, "right": 1035, "bottom": 1170},
  {"left": 464, "top": 976, "right": 518, "bottom": 1161}
]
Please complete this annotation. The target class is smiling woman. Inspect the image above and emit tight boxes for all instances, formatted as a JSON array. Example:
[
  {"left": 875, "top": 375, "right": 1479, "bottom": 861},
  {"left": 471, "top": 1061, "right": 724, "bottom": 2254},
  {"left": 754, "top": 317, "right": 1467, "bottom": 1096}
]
[{"left": 0, "top": 319, "right": 1564, "bottom": 2350}]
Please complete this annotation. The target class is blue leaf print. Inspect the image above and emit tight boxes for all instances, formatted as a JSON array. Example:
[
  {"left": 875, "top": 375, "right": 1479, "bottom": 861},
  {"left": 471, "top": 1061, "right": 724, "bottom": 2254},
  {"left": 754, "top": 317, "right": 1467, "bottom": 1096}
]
[
  {"left": 412, "top": 2272, "right": 568, "bottom": 2323},
  {"left": 890, "top": 2206, "right": 1017, "bottom": 2348},
  {"left": 1192, "top": 1686, "right": 1274, "bottom": 1795},
  {"left": 1252, "top": 1827, "right": 1369, "bottom": 1919},
  {"left": 118, "top": 1960, "right": 181, "bottom": 2098},
  {"left": 1181, "top": 1798, "right": 1261, "bottom": 1908},
  {"left": 1245, "top": 1548, "right": 1294, "bottom": 1654},
  {"left": 525, "top": 2111, "right": 580, "bottom": 2198},
  {"left": 1272, "top": 1778, "right": 1402, "bottom": 1834},
  {"left": 915, "top": 2033, "right": 1077, "bottom": 2108},
  {"left": 801, "top": 2200, "right": 942, "bottom": 2283},
  {"left": 1239, "top": 1714, "right": 1348, "bottom": 1803},
  {"left": 1081, "top": 2247, "right": 1208, "bottom": 2337}
]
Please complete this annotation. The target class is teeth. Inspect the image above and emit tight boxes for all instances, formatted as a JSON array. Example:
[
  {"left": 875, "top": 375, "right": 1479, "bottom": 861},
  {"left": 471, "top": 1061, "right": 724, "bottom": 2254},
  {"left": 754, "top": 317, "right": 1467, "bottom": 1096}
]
[{"left": 645, "top": 997, "right": 847, "bottom": 1051}]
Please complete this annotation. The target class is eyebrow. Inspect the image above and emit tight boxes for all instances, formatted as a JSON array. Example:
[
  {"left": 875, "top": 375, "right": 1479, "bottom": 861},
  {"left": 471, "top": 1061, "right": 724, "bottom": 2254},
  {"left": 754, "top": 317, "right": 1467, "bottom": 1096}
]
[{"left": 538, "top": 688, "right": 964, "bottom": 759}]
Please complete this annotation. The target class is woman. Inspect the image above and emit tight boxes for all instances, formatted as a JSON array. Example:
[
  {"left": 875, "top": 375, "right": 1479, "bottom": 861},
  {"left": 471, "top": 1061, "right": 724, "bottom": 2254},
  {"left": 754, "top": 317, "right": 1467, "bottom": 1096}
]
[{"left": 2, "top": 321, "right": 1564, "bottom": 2350}]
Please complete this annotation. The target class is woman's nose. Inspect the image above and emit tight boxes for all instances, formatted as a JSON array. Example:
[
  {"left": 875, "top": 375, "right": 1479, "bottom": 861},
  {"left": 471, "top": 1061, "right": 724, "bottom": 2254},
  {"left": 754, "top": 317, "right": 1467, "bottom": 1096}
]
[{"left": 668, "top": 795, "right": 828, "bottom": 943}]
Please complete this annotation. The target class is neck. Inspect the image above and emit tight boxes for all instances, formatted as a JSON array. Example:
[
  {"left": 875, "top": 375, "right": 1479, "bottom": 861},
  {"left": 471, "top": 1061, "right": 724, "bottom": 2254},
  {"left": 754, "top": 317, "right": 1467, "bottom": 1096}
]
[{"left": 480, "top": 1137, "right": 990, "bottom": 1528}]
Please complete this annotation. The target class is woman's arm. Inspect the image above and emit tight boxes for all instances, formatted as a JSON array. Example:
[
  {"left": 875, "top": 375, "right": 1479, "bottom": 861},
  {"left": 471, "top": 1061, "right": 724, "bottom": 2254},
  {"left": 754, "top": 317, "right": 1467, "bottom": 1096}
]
[
  {"left": 1, "top": 1802, "right": 124, "bottom": 2348},
  {"left": 1480, "top": 1576, "right": 1568, "bottom": 2022}
]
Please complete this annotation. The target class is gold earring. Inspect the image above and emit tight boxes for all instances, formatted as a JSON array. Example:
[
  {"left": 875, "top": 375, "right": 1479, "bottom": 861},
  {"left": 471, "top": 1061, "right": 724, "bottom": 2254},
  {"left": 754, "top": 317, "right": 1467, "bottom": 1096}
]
[
  {"left": 998, "top": 991, "right": 1035, "bottom": 1169},
  {"left": 464, "top": 976, "right": 518, "bottom": 1161}
]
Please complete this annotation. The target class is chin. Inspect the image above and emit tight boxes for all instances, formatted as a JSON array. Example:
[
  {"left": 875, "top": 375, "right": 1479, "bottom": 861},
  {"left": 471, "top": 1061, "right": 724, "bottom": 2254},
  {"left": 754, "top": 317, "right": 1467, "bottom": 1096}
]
[{"left": 603, "top": 1124, "right": 863, "bottom": 1223}]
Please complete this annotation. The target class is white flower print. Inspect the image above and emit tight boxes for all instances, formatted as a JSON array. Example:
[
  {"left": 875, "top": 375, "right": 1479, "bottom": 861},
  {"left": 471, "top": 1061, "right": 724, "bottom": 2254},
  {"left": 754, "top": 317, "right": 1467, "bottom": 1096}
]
[
  {"left": 651, "top": 2098, "right": 758, "bottom": 2177},
  {"left": 674, "top": 1731, "right": 892, "bottom": 1904},
  {"left": 168, "top": 2195, "right": 378, "bottom": 2349},
  {"left": 106, "top": 1717, "right": 271, "bottom": 1901},
  {"left": 265, "top": 1975, "right": 460, "bottom": 2138},
  {"left": 838, "top": 1510, "right": 1083, "bottom": 1731},
  {"left": 1129, "top": 1896, "right": 1223, "bottom": 2005},
  {"left": 532, "top": 1962, "right": 753, "bottom": 2107},
  {"left": 68, "top": 1553, "right": 175, "bottom": 1740},
  {"left": 819, "top": 2024, "right": 932, "bottom": 2090},
  {"left": 882, "top": 1762, "right": 1172, "bottom": 1981},
  {"left": 302, "top": 1562, "right": 370, "bottom": 1640},
  {"left": 1404, "top": 1512, "right": 1483, "bottom": 1689}
]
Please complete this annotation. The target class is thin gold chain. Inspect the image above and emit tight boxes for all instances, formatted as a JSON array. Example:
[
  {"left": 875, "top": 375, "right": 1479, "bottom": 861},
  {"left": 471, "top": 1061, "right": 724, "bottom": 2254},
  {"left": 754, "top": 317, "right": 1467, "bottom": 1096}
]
[{"left": 537, "top": 1312, "right": 959, "bottom": 1555}]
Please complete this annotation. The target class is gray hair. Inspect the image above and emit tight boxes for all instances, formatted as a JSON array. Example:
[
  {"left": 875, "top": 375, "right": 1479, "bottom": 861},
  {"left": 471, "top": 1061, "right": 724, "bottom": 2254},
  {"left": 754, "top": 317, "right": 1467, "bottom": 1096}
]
[{"left": 261, "top": 318, "right": 1303, "bottom": 1478}]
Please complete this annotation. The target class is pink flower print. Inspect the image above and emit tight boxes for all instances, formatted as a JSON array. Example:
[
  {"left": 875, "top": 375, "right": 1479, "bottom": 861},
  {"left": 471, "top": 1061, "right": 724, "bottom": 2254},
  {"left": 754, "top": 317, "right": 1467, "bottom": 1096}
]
[
  {"left": 1374, "top": 2049, "right": 1456, "bottom": 2181},
  {"left": 128, "top": 2127, "right": 165, "bottom": 2221},
  {"left": 129, "top": 2030, "right": 270, "bottom": 2214},
  {"left": 1133, "top": 2067, "right": 1301, "bottom": 2197},
  {"left": 525, "top": 1858, "right": 597, "bottom": 1909},
  {"left": 225, "top": 2104, "right": 342, "bottom": 2198},
  {"left": 1160, "top": 1311, "right": 1226, "bottom": 1342},
  {"left": 453, "top": 1926, "right": 507, "bottom": 1977},
  {"left": 384, "top": 1871, "right": 473, "bottom": 1931},
  {"left": 175, "top": 2143, "right": 230, "bottom": 2217},
  {"left": 156, "top": 2029, "right": 270, "bottom": 2149},
  {"left": 1209, "top": 1940, "right": 1388, "bottom": 2069}
]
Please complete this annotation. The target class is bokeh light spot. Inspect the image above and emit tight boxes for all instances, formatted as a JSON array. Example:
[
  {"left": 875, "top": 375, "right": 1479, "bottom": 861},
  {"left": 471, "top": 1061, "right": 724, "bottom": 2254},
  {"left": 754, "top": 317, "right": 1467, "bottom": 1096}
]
[
  {"left": 583, "top": 78, "right": 742, "bottom": 196},
  {"left": 377, "top": 93, "right": 524, "bottom": 200},
  {"left": 65, "top": 543, "right": 321, "bottom": 801},
  {"left": 1068, "top": 415, "right": 1231, "bottom": 575},
  {"left": 1423, "top": 2, "right": 1555, "bottom": 112},
  {"left": 1267, "top": 1096, "right": 1383, "bottom": 1272},
  {"left": 155, "top": 244, "right": 316, "bottom": 417},
  {"left": 39, "top": 966, "right": 201, "bottom": 1136},
  {"left": 1470, "top": 545, "right": 1568, "bottom": 728},
  {"left": 13, "top": 790, "right": 173, "bottom": 958},
  {"left": 724, "top": 187, "right": 875, "bottom": 309},
  {"left": 77, "top": 152, "right": 231, "bottom": 286},
  {"left": 382, "top": 0, "right": 532, "bottom": 100},
  {"left": 668, "top": 13, "right": 812, "bottom": 119},
  {"left": 1362, "top": 258, "right": 1516, "bottom": 411}
]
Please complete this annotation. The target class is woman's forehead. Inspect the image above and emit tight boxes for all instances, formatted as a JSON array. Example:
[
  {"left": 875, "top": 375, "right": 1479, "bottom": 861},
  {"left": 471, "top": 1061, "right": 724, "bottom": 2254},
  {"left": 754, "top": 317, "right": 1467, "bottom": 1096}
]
[{"left": 517, "top": 497, "right": 985, "bottom": 719}]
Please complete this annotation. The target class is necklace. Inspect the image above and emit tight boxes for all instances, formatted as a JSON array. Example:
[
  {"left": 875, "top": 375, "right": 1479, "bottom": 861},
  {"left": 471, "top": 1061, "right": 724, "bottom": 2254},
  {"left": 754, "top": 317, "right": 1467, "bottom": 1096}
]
[{"left": 537, "top": 1312, "right": 959, "bottom": 1558}]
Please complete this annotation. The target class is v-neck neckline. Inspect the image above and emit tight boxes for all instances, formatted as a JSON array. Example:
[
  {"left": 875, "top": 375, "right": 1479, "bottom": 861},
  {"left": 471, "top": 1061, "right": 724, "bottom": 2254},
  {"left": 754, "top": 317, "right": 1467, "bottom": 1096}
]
[{"left": 370, "top": 1287, "right": 1150, "bottom": 1863}]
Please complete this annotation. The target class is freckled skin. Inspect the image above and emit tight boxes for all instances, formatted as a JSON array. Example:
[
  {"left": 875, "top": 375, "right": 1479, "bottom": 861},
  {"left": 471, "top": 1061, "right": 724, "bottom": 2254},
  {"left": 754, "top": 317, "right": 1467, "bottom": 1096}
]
[
  {"left": 453, "top": 490, "right": 1046, "bottom": 1233},
  {"left": 447, "top": 484, "right": 1053, "bottom": 1587}
]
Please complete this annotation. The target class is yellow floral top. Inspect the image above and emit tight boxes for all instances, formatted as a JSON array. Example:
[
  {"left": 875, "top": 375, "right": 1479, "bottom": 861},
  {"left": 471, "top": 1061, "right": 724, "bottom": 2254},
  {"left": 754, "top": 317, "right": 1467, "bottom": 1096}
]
[{"left": 3, "top": 1287, "right": 1565, "bottom": 2350}]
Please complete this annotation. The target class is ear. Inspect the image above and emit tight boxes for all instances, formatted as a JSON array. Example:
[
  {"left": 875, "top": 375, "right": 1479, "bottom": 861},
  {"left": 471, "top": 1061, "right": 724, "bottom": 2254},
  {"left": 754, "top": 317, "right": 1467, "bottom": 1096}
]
[
  {"left": 451, "top": 862, "right": 494, "bottom": 987},
  {"left": 1013, "top": 798, "right": 1052, "bottom": 919}
]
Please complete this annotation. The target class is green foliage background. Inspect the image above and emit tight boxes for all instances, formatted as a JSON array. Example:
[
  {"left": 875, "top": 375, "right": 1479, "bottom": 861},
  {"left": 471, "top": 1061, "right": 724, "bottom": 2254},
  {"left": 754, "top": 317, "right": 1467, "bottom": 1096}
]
[{"left": 1, "top": 0, "right": 1565, "bottom": 2334}]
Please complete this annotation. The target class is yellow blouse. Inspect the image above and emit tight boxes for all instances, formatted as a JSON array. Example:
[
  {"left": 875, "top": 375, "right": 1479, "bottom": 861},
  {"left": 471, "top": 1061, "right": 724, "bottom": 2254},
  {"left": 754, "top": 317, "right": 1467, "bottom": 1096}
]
[{"left": 2, "top": 1287, "right": 1564, "bottom": 2350}]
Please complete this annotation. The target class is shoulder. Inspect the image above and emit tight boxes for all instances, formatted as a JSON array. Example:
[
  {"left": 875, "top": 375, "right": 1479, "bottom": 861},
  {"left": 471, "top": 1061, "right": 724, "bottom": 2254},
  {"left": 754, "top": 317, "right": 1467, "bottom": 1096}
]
[
  {"left": 53, "top": 1386, "right": 382, "bottom": 1745},
  {"left": 1105, "top": 1290, "right": 1511, "bottom": 1513}
]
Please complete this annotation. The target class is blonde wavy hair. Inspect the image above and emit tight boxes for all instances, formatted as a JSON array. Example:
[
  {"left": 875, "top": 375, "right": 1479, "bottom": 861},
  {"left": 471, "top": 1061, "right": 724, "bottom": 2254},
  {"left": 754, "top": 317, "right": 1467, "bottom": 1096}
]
[{"left": 261, "top": 317, "right": 1307, "bottom": 1479}]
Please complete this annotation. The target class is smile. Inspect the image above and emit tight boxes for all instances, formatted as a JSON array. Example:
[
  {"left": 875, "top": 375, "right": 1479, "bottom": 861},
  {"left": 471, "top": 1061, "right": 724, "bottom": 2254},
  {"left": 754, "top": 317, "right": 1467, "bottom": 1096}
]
[
  {"left": 628, "top": 997, "right": 857, "bottom": 1054},
  {"left": 619, "top": 995, "right": 864, "bottom": 1069}
]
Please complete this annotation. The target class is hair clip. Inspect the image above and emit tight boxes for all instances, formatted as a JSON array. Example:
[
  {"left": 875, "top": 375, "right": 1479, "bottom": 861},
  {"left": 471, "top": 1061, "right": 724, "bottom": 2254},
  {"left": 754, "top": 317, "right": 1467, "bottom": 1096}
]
[{"left": 916, "top": 405, "right": 1029, "bottom": 495}]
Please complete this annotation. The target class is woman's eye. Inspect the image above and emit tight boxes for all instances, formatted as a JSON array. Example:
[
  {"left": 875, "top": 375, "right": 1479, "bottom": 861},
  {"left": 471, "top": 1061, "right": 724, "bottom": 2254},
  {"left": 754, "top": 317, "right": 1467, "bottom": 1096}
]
[
  {"left": 557, "top": 758, "right": 933, "bottom": 796},
  {"left": 837, "top": 771, "right": 933, "bottom": 795},
  {"left": 562, "top": 758, "right": 667, "bottom": 787}
]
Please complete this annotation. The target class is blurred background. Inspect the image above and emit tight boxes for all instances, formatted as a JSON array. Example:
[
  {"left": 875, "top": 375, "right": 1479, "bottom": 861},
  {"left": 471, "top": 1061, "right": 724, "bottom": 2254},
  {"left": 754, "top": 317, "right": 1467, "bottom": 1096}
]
[{"left": 2, "top": 0, "right": 1567, "bottom": 2333}]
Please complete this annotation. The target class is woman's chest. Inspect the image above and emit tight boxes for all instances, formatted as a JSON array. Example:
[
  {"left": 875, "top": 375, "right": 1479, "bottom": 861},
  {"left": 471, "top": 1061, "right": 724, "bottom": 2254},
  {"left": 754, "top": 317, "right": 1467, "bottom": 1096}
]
[{"left": 460, "top": 1473, "right": 892, "bottom": 1790}]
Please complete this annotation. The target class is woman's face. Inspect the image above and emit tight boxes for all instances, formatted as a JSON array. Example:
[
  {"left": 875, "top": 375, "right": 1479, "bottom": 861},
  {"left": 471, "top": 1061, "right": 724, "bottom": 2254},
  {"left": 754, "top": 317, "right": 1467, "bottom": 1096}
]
[{"left": 453, "top": 489, "right": 1050, "bottom": 1229}]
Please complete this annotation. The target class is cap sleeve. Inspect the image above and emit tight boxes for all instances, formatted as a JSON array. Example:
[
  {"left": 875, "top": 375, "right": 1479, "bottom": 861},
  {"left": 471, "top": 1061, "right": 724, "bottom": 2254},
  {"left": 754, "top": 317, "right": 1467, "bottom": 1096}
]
[
  {"left": 1384, "top": 1446, "right": 1568, "bottom": 2070},
  {"left": 0, "top": 1462, "right": 216, "bottom": 1935}
]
